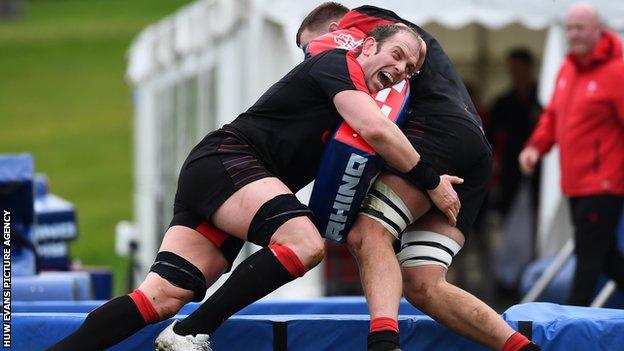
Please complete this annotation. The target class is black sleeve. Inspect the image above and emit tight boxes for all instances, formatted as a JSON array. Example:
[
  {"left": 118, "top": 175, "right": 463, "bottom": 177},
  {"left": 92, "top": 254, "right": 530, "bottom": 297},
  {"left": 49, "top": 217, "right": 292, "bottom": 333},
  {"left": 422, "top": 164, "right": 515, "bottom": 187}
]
[{"left": 308, "top": 50, "right": 369, "bottom": 99}]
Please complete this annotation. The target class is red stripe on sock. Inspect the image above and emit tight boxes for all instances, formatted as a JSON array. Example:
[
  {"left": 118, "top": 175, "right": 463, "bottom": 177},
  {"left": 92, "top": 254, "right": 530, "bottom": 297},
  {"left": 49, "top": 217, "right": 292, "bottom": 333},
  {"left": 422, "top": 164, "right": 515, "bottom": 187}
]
[
  {"left": 196, "top": 221, "right": 228, "bottom": 247},
  {"left": 501, "top": 332, "right": 530, "bottom": 351},
  {"left": 269, "top": 244, "right": 306, "bottom": 278},
  {"left": 370, "top": 317, "right": 399, "bottom": 333},
  {"left": 128, "top": 289, "right": 159, "bottom": 324}
]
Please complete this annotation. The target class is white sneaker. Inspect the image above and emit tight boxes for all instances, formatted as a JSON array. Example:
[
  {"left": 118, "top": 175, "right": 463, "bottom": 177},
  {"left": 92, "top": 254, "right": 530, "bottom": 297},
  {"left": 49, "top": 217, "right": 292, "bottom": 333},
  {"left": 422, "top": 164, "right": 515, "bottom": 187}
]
[{"left": 155, "top": 320, "right": 212, "bottom": 351}]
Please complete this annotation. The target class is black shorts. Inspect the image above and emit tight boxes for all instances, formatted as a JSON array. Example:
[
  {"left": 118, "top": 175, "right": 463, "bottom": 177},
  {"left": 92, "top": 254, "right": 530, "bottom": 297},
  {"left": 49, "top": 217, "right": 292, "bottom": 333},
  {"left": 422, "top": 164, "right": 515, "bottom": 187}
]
[
  {"left": 170, "top": 129, "right": 274, "bottom": 270},
  {"left": 401, "top": 115, "right": 492, "bottom": 236}
]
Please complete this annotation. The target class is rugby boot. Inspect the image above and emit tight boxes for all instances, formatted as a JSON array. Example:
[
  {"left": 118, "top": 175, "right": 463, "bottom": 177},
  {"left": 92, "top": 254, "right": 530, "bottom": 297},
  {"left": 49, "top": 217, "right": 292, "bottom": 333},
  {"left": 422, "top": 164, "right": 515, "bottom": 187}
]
[{"left": 155, "top": 320, "right": 211, "bottom": 351}]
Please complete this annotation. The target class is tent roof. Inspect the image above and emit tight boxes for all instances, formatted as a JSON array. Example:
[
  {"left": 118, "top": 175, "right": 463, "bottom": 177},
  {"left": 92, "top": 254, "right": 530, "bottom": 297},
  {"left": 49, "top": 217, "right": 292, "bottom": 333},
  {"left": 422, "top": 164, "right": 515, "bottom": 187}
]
[
  {"left": 268, "top": 0, "right": 624, "bottom": 31},
  {"left": 127, "top": 0, "right": 624, "bottom": 84}
]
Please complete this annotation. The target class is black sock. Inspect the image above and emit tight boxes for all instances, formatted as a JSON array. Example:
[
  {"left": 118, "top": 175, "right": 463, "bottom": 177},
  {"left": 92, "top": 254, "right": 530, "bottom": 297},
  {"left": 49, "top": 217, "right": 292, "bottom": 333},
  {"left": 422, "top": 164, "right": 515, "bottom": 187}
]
[
  {"left": 520, "top": 343, "right": 541, "bottom": 351},
  {"left": 367, "top": 330, "right": 401, "bottom": 351},
  {"left": 47, "top": 295, "right": 147, "bottom": 351},
  {"left": 175, "top": 247, "right": 295, "bottom": 336}
]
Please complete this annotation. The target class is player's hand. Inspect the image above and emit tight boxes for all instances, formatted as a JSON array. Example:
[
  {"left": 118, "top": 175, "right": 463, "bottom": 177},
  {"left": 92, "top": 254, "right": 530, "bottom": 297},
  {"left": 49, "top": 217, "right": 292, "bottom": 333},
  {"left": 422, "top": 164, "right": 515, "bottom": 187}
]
[
  {"left": 426, "top": 175, "right": 463, "bottom": 226},
  {"left": 519, "top": 146, "right": 540, "bottom": 175}
]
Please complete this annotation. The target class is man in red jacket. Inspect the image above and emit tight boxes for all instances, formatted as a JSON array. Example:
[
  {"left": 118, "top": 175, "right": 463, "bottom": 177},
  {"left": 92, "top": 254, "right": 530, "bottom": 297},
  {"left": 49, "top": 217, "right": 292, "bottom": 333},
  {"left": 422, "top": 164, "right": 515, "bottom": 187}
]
[{"left": 519, "top": 2, "right": 624, "bottom": 306}]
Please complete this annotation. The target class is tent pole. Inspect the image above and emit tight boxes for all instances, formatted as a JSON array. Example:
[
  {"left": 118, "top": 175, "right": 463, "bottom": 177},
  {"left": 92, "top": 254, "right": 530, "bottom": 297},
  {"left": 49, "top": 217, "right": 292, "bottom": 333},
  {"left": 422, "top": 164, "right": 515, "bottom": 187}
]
[{"left": 521, "top": 238, "right": 574, "bottom": 303}]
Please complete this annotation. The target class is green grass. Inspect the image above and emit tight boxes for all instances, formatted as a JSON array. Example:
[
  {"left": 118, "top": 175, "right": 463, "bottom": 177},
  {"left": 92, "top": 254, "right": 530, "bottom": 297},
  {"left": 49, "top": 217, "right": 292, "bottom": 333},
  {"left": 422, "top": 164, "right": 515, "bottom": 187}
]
[{"left": 0, "top": 0, "right": 192, "bottom": 295}]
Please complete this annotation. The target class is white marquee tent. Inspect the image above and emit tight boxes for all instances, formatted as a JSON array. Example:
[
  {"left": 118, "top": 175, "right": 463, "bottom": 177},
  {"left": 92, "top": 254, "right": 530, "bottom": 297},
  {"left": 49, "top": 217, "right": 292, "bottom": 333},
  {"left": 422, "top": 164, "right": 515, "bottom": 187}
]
[{"left": 125, "top": 0, "right": 624, "bottom": 296}]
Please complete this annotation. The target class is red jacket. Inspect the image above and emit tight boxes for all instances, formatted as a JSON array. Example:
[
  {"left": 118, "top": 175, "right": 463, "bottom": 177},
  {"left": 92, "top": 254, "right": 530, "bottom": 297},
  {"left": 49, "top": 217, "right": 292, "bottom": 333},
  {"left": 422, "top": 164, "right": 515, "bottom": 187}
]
[{"left": 527, "top": 31, "right": 624, "bottom": 196}]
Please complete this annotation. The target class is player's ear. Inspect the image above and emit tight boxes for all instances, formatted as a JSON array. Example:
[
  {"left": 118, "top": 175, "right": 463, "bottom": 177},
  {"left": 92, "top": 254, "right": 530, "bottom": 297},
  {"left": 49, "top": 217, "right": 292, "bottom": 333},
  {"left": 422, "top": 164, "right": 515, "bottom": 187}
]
[
  {"left": 361, "top": 37, "right": 377, "bottom": 56},
  {"left": 328, "top": 21, "right": 339, "bottom": 32},
  {"left": 416, "top": 37, "right": 427, "bottom": 70}
]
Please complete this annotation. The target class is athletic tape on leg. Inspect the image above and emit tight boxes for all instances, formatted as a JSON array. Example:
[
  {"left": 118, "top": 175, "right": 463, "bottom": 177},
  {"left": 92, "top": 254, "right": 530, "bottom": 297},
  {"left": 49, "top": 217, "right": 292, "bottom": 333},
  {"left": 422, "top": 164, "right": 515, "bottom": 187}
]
[
  {"left": 248, "top": 194, "right": 313, "bottom": 247},
  {"left": 149, "top": 251, "right": 207, "bottom": 302},
  {"left": 360, "top": 180, "right": 414, "bottom": 238},
  {"left": 397, "top": 231, "right": 462, "bottom": 269}
]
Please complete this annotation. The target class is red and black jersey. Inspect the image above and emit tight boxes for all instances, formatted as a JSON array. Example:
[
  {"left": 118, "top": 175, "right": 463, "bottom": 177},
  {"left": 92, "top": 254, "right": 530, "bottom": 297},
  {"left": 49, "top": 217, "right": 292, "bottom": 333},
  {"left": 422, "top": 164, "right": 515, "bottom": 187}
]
[
  {"left": 223, "top": 49, "right": 369, "bottom": 191},
  {"left": 307, "top": 6, "right": 484, "bottom": 130}
]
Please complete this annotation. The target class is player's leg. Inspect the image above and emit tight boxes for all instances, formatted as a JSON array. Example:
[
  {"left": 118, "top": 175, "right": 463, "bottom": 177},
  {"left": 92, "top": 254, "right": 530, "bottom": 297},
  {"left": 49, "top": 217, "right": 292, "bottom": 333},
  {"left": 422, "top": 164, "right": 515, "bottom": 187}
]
[
  {"left": 51, "top": 131, "right": 251, "bottom": 350},
  {"left": 49, "top": 222, "right": 232, "bottom": 351},
  {"left": 568, "top": 195, "right": 624, "bottom": 305},
  {"left": 400, "top": 212, "right": 538, "bottom": 351},
  {"left": 398, "top": 120, "right": 539, "bottom": 351},
  {"left": 170, "top": 176, "right": 324, "bottom": 339},
  {"left": 348, "top": 217, "right": 402, "bottom": 350},
  {"left": 602, "top": 196, "right": 624, "bottom": 292},
  {"left": 347, "top": 173, "right": 431, "bottom": 351}
]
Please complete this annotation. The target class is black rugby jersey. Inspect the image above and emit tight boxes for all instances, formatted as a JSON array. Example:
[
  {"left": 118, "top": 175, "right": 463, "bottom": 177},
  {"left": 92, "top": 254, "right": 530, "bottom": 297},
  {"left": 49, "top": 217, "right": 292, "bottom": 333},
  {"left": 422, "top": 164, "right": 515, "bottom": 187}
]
[
  {"left": 345, "top": 6, "right": 483, "bottom": 129},
  {"left": 224, "top": 49, "right": 369, "bottom": 191}
]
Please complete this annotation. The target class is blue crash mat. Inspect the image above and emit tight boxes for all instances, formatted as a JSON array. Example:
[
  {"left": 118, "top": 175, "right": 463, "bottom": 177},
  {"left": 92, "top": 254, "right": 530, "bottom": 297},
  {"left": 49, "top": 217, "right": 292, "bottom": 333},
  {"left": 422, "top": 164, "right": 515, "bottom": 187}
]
[
  {"left": 15, "top": 313, "right": 486, "bottom": 351},
  {"left": 14, "top": 296, "right": 422, "bottom": 315},
  {"left": 504, "top": 302, "right": 624, "bottom": 351}
]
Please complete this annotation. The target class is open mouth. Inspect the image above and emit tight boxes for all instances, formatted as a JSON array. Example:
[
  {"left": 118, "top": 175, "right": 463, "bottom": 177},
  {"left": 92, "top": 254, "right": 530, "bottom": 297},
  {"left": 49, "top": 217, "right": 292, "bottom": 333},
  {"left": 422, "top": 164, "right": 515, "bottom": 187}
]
[{"left": 377, "top": 71, "right": 393, "bottom": 88}]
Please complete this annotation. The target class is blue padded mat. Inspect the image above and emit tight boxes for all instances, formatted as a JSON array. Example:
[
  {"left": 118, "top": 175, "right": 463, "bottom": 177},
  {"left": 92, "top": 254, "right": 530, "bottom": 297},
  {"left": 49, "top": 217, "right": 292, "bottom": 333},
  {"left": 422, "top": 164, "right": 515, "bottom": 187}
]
[
  {"left": 504, "top": 302, "right": 624, "bottom": 351},
  {"left": 13, "top": 296, "right": 422, "bottom": 315},
  {"left": 15, "top": 313, "right": 484, "bottom": 351},
  {"left": 11, "top": 301, "right": 624, "bottom": 350}
]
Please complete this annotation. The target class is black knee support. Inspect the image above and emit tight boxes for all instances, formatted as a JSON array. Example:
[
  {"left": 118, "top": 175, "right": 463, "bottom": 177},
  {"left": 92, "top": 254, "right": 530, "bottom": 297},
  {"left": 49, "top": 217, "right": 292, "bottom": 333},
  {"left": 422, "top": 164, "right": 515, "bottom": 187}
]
[
  {"left": 149, "top": 251, "right": 207, "bottom": 302},
  {"left": 248, "top": 194, "right": 314, "bottom": 247}
]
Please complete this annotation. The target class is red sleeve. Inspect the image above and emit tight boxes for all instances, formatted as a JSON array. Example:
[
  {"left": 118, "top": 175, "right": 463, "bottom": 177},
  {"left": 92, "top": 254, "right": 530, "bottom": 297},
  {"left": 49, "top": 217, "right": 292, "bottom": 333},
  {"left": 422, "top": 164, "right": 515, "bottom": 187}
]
[
  {"left": 345, "top": 52, "right": 369, "bottom": 93},
  {"left": 527, "top": 103, "right": 557, "bottom": 155},
  {"left": 526, "top": 67, "right": 567, "bottom": 154},
  {"left": 309, "top": 50, "right": 369, "bottom": 99},
  {"left": 609, "top": 62, "right": 624, "bottom": 126}
]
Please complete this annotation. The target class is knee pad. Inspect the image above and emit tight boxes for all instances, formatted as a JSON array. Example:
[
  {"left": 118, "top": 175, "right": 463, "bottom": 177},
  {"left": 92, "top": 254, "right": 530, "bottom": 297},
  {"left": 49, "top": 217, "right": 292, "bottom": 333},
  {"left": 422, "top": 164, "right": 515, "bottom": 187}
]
[
  {"left": 149, "top": 251, "right": 207, "bottom": 302},
  {"left": 397, "top": 231, "right": 462, "bottom": 269},
  {"left": 248, "top": 194, "right": 314, "bottom": 247},
  {"left": 360, "top": 180, "right": 414, "bottom": 238}
]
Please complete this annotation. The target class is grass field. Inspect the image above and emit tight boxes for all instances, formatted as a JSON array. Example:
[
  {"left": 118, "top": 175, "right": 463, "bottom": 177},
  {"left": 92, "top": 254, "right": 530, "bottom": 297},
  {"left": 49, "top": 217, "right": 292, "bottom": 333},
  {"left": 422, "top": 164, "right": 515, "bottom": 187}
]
[{"left": 0, "top": 0, "right": 192, "bottom": 294}]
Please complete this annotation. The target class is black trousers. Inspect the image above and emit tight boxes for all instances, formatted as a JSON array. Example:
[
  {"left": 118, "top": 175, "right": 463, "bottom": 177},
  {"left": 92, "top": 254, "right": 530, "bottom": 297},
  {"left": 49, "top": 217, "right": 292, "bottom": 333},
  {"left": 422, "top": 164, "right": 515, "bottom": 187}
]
[{"left": 567, "top": 195, "right": 624, "bottom": 306}]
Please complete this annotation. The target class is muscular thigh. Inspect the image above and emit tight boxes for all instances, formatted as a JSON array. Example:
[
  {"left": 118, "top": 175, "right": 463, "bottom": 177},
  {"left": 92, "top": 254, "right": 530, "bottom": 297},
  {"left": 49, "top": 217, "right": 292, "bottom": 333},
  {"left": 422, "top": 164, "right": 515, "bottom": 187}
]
[
  {"left": 158, "top": 225, "right": 230, "bottom": 284},
  {"left": 176, "top": 130, "right": 310, "bottom": 241},
  {"left": 211, "top": 177, "right": 295, "bottom": 239}
]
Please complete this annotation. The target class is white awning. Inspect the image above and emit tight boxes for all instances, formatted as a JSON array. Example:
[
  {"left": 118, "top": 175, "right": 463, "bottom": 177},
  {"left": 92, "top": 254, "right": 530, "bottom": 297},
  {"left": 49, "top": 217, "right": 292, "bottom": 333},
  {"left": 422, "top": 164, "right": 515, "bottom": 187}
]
[{"left": 267, "top": 0, "right": 624, "bottom": 31}]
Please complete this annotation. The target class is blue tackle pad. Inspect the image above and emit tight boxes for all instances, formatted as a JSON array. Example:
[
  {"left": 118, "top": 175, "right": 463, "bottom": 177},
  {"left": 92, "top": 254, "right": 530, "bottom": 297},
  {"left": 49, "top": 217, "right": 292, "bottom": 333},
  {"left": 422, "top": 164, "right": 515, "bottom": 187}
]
[{"left": 309, "top": 81, "right": 410, "bottom": 242}]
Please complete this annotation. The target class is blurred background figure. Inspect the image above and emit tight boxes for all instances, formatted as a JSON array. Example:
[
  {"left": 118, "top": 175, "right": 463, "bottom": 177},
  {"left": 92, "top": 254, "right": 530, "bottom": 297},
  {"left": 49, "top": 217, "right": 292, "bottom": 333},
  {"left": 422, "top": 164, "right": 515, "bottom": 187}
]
[
  {"left": 519, "top": 2, "right": 624, "bottom": 306},
  {"left": 488, "top": 48, "right": 541, "bottom": 218},
  {"left": 487, "top": 48, "right": 542, "bottom": 301}
]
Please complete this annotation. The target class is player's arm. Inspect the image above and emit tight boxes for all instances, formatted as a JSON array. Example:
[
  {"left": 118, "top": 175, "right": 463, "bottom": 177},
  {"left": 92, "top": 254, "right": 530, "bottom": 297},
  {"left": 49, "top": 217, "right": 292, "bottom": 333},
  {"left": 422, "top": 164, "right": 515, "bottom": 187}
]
[
  {"left": 334, "top": 90, "right": 417, "bottom": 171},
  {"left": 334, "top": 90, "right": 462, "bottom": 224}
]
